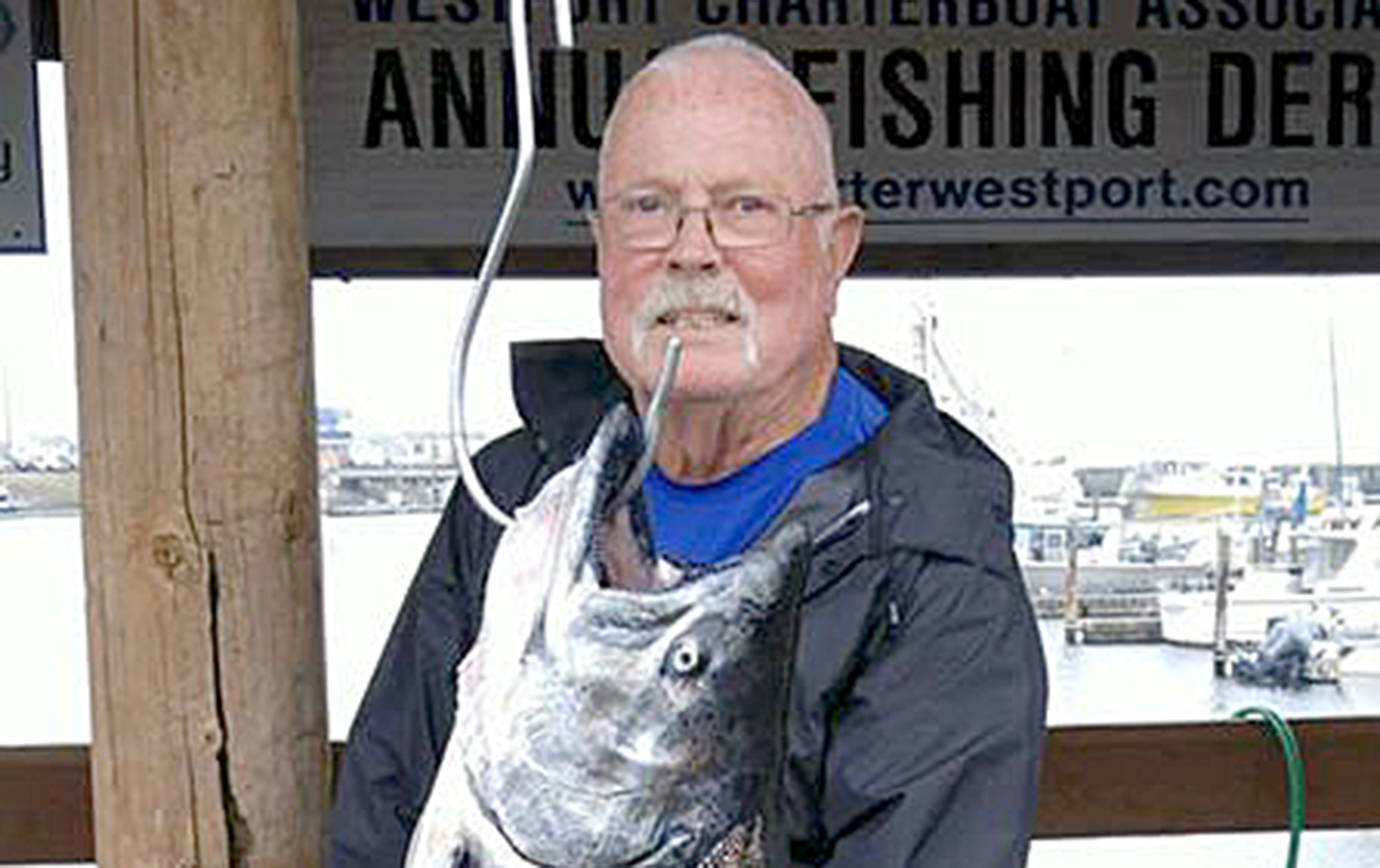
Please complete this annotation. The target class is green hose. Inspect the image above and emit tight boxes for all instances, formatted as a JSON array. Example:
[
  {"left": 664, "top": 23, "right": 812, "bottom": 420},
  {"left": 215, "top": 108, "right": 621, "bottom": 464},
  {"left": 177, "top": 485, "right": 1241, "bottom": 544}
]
[{"left": 1232, "top": 706, "right": 1305, "bottom": 868}]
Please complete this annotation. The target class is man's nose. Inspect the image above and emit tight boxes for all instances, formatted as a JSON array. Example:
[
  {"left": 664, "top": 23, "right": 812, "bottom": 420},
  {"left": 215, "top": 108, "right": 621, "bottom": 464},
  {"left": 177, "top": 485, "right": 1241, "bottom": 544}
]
[{"left": 666, "top": 208, "right": 722, "bottom": 273}]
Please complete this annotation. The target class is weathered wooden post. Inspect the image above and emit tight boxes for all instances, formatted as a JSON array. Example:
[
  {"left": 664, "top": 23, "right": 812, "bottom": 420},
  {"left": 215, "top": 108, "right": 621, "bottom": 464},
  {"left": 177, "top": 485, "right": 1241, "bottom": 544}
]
[
  {"left": 1063, "top": 521, "right": 1081, "bottom": 645},
  {"left": 1213, "top": 528, "right": 1232, "bottom": 677},
  {"left": 61, "top": 0, "right": 328, "bottom": 864}
]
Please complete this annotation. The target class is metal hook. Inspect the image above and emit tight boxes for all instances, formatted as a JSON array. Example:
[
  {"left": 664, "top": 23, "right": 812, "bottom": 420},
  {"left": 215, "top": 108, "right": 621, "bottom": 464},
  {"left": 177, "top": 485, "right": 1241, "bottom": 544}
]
[
  {"left": 449, "top": 0, "right": 576, "bottom": 529},
  {"left": 552, "top": 0, "right": 575, "bottom": 47},
  {"left": 611, "top": 337, "right": 683, "bottom": 515}
]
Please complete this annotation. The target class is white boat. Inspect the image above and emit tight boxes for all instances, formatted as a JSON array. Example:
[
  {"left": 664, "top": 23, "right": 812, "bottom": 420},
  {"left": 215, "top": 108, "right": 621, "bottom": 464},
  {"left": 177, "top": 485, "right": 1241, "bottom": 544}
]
[
  {"left": 1120, "top": 461, "right": 1267, "bottom": 520},
  {"left": 1016, "top": 514, "right": 1216, "bottom": 597},
  {"left": 1159, "top": 513, "right": 1380, "bottom": 646}
]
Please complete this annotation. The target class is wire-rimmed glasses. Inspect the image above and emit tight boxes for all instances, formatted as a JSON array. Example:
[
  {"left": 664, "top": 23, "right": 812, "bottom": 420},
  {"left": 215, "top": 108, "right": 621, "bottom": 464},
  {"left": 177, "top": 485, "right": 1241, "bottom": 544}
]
[{"left": 595, "top": 190, "right": 837, "bottom": 250}]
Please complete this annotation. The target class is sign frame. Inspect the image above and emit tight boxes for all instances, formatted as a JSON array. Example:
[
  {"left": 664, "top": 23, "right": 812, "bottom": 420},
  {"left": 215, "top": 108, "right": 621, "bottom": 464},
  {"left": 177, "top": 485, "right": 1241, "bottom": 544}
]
[
  {"left": 26, "top": 0, "right": 1380, "bottom": 276},
  {"left": 302, "top": 2, "right": 1380, "bottom": 278},
  {"left": 0, "top": 0, "right": 45, "bottom": 254}
]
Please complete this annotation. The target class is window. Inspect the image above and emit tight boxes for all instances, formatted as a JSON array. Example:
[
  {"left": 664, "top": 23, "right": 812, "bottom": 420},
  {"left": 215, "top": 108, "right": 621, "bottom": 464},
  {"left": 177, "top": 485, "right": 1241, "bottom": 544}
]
[{"left": 309, "top": 274, "right": 1380, "bottom": 731}]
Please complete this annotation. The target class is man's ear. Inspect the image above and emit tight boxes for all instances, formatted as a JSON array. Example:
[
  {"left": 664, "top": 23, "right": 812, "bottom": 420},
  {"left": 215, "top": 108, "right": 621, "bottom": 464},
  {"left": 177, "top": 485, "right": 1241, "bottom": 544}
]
[
  {"left": 827, "top": 204, "right": 865, "bottom": 283},
  {"left": 819, "top": 205, "right": 864, "bottom": 318}
]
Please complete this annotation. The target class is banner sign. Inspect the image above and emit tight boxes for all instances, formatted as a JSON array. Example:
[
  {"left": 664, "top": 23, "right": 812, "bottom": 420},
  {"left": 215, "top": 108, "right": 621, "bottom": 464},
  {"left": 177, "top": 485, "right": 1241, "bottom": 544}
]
[
  {"left": 0, "top": 0, "right": 44, "bottom": 253},
  {"left": 303, "top": 1, "right": 1380, "bottom": 258}
]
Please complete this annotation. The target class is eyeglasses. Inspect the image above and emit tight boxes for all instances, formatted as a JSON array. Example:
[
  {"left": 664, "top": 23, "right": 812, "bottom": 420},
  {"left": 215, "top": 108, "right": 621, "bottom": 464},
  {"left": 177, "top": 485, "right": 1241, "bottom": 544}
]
[{"left": 595, "top": 190, "right": 837, "bottom": 250}]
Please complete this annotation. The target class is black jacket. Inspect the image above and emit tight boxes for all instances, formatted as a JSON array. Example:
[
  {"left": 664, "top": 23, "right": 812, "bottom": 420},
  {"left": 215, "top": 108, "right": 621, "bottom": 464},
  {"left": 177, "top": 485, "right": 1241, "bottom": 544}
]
[{"left": 328, "top": 340, "right": 1048, "bottom": 867}]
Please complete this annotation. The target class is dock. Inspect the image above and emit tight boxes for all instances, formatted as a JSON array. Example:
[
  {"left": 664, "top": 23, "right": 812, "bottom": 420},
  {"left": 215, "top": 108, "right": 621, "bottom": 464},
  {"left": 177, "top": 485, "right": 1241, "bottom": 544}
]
[{"left": 1038, "top": 592, "right": 1164, "bottom": 644}]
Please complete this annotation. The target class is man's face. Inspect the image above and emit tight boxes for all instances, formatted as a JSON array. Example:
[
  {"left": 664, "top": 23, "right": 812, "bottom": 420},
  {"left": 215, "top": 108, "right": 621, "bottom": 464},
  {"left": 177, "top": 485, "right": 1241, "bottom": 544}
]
[{"left": 595, "top": 57, "right": 860, "bottom": 405}]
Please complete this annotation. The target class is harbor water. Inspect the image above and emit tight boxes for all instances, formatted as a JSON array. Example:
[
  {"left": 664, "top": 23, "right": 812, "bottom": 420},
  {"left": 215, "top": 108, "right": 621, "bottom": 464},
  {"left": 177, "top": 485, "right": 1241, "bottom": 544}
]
[{"left": 3, "top": 512, "right": 1378, "bottom": 866}]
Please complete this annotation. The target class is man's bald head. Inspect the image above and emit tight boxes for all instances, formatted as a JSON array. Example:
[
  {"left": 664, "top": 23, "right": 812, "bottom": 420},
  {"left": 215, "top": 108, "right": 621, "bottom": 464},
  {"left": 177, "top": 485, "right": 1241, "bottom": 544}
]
[
  {"left": 597, "top": 34, "right": 838, "bottom": 205},
  {"left": 591, "top": 32, "right": 865, "bottom": 427}
]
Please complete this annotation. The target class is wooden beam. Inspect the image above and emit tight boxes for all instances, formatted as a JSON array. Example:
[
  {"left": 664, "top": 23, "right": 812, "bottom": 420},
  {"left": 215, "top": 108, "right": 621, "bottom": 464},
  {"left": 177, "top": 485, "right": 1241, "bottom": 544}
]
[
  {"left": 4, "top": 722, "right": 1379, "bottom": 861},
  {"left": 60, "top": 0, "right": 327, "bottom": 865},
  {"left": 308, "top": 240, "right": 1380, "bottom": 279},
  {"left": 0, "top": 747, "right": 91, "bottom": 863},
  {"left": 1036, "top": 718, "right": 1380, "bottom": 836}
]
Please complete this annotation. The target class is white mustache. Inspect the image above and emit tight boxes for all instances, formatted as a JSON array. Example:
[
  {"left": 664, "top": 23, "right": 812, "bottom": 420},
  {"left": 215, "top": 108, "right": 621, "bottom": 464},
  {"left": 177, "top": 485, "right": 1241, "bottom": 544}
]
[
  {"left": 636, "top": 275, "right": 749, "bottom": 328},
  {"left": 630, "top": 275, "right": 760, "bottom": 368}
]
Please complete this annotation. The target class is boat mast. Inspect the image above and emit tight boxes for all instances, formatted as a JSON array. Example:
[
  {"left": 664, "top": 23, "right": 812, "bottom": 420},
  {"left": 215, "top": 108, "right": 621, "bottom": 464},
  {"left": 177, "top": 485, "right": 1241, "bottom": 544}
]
[
  {"left": 1, "top": 361, "right": 10, "bottom": 453},
  {"left": 1328, "top": 319, "right": 1344, "bottom": 513},
  {"left": 911, "top": 300, "right": 1020, "bottom": 465},
  {"left": 911, "top": 300, "right": 936, "bottom": 386}
]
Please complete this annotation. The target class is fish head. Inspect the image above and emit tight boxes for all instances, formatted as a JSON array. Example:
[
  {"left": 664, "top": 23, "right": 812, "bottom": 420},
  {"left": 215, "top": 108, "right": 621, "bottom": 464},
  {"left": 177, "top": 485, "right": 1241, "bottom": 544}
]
[{"left": 469, "top": 404, "right": 809, "bottom": 867}]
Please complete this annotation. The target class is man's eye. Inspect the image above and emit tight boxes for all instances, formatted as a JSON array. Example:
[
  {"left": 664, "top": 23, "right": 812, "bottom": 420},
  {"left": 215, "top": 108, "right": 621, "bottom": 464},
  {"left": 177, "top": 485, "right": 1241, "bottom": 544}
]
[
  {"left": 725, "top": 195, "right": 773, "bottom": 215},
  {"left": 624, "top": 194, "right": 669, "bottom": 215}
]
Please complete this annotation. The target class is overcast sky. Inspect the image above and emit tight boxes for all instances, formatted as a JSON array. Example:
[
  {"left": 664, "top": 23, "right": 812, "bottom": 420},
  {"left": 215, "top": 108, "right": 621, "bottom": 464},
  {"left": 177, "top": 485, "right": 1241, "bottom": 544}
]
[{"left": 5, "top": 62, "right": 1379, "bottom": 468}]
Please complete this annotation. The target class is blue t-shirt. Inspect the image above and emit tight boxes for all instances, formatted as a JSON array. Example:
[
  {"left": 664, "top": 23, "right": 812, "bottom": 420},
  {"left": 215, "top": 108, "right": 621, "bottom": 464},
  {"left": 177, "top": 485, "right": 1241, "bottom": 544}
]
[{"left": 644, "top": 367, "right": 889, "bottom": 565}]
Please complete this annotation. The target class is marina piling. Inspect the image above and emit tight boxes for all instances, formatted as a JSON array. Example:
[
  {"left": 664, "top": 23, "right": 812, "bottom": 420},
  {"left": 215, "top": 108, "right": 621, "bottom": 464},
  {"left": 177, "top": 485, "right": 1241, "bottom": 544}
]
[
  {"left": 1213, "top": 528, "right": 1232, "bottom": 677},
  {"left": 1064, "top": 519, "right": 1081, "bottom": 644}
]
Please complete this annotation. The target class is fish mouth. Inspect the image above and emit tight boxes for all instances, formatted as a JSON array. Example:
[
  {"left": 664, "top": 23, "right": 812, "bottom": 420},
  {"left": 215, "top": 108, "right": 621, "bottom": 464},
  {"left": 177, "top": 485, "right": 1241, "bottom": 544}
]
[
  {"left": 570, "top": 402, "right": 808, "bottom": 595},
  {"left": 575, "top": 404, "right": 666, "bottom": 592}
]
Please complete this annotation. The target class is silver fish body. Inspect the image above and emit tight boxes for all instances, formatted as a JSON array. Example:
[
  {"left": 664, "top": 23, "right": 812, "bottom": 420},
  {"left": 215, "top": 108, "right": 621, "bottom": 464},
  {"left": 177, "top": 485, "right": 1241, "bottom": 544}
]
[{"left": 405, "top": 405, "right": 809, "bottom": 868}]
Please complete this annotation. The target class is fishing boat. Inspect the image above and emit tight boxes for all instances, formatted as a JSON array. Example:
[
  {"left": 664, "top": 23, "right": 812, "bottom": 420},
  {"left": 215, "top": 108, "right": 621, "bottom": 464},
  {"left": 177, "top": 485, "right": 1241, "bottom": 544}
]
[
  {"left": 1120, "top": 461, "right": 1265, "bottom": 519},
  {"left": 1158, "top": 512, "right": 1380, "bottom": 646},
  {"left": 1016, "top": 517, "right": 1213, "bottom": 599}
]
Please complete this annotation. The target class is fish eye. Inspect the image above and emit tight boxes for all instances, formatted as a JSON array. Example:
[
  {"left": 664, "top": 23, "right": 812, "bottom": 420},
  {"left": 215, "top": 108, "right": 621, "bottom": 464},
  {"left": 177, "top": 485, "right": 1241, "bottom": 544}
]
[{"left": 666, "top": 636, "right": 707, "bottom": 678}]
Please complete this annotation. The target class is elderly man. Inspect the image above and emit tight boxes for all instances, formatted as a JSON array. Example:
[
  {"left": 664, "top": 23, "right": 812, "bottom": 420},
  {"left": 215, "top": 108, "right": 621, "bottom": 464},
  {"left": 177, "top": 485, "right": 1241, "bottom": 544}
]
[{"left": 330, "top": 34, "right": 1047, "bottom": 867}]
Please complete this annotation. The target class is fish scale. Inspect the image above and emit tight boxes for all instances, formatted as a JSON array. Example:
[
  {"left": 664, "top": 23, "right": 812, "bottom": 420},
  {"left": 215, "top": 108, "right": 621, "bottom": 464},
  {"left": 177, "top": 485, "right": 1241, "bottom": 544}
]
[{"left": 697, "top": 816, "right": 766, "bottom": 867}]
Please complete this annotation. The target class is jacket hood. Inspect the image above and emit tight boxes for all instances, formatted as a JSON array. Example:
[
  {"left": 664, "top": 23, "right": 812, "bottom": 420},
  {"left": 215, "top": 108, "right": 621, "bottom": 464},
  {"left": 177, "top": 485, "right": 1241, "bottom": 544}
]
[
  {"left": 509, "top": 339, "right": 1015, "bottom": 568},
  {"left": 508, "top": 339, "right": 942, "bottom": 454}
]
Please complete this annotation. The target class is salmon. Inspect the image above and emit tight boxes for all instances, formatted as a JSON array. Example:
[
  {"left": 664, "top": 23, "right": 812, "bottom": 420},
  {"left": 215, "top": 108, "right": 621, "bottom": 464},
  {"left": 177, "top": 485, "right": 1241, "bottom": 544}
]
[{"left": 405, "top": 404, "right": 809, "bottom": 867}]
